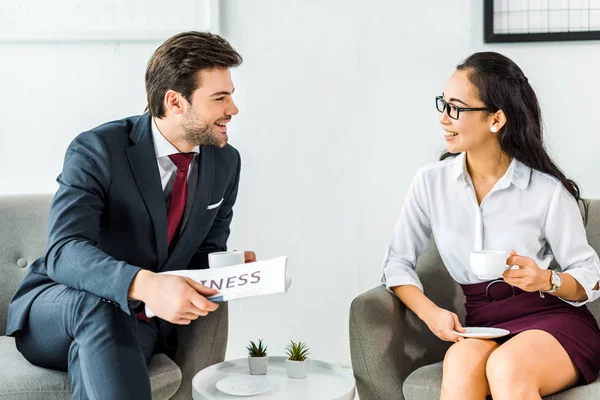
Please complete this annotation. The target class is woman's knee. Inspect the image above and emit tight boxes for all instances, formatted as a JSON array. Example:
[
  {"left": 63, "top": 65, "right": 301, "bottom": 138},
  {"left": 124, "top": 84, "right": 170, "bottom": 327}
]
[
  {"left": 444, "top": 339, "right": 497, "bottom": 372},
  {"left": 442, "top": 340, "right": 497, "bottom": 399},
  {"left": 486, "top": 347, "right": 530, "bottom": 389},
  {"left": 443, "top": 341, "right": 472, "bottom": 372}
]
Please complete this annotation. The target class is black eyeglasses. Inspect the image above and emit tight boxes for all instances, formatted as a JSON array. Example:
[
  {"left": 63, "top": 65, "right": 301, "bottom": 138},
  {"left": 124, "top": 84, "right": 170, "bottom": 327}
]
[{"left": 436, "top": 96, "right": 494, "bottom": 120}]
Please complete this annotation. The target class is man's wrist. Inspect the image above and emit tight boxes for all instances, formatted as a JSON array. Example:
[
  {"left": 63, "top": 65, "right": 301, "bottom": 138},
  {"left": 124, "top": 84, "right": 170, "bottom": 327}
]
[{"left": 128, "top": 269, "right": 155, "bottom": 302}]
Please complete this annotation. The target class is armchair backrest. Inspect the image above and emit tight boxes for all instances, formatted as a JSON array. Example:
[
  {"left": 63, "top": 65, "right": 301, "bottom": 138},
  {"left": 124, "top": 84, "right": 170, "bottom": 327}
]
[
  {"left": 580, "top": 200, "right": 600, "bottom": 324},
  {"left": 0, "top": 194, "right": 53, "bottom": 336}
]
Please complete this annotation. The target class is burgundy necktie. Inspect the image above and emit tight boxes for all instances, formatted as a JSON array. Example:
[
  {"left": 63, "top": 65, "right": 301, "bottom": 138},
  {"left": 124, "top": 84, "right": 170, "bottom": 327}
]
[
  {"left": 137, "top": 152, "right": 194, "bottom": 323},
  {"left": 166, "top": 153, "right": 194, "bottom": 246}
]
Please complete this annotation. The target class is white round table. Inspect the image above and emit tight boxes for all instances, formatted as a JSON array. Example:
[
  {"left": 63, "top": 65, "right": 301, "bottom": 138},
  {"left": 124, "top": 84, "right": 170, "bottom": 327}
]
[{"left": 192, "top": 356, "right": 356, "bottom": 400}]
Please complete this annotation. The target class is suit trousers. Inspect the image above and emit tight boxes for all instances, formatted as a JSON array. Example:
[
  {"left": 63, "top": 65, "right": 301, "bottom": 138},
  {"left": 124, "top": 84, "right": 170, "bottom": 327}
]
[{"left": 14, "top": 283, "right": 159, "bottom": 400}]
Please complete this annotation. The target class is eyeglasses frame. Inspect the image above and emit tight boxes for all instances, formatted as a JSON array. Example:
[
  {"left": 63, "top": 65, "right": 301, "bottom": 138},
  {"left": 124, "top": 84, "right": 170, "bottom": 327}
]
[{"left": 436, "top": 95, "right": 495, "bottom": 120}]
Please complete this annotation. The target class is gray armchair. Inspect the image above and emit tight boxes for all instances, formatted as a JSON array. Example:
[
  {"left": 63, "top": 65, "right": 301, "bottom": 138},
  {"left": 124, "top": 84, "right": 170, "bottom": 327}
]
[
  {"left": 0, "top": 194, "right": 228, "bottom": 400},
  {"left": 350, "top": 199, "right": 600, "bottom": 400}
]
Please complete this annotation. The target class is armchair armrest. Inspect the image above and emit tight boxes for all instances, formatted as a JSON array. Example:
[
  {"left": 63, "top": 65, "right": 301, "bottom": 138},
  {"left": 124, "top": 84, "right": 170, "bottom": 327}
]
[
  {"left": 350, "top": 285, "right": 408, "bottom": 400},
  {"left": 350, "top": 285, "right": 456, "bottom": 400},
  {"left": 170, "top": 302, "right": 229, "bottom": 400},
  {"left": 350, "top": 239, "right": 465, "bottom": 400},
  {"left": 350, "top": 241, "right": 464, "bottom": 400}
]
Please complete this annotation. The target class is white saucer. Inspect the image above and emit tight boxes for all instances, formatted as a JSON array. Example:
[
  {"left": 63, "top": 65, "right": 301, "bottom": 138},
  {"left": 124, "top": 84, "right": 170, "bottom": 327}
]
[
  {"left": 453, "top": 327, "right": 510, "bottom": 339},
  {"left": 216, "top": 376, "right": 272, "bottom": 396}
]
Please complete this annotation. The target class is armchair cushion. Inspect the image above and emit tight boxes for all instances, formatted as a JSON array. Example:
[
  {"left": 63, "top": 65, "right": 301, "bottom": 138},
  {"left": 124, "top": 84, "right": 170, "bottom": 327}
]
[{"left": 0, "top": 336, "right": 181, "bottom": 400}]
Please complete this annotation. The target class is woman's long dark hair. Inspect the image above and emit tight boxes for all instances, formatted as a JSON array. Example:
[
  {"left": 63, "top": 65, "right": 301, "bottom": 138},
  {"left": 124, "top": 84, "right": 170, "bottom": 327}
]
[{"left": 440, "top": 52, "right": 588, "bottom": 222}]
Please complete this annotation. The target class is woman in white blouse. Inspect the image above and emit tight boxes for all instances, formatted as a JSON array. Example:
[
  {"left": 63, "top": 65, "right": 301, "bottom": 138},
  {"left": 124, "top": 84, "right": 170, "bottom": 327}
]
[{"left": 382, "top": 51, "right": 600, "bottom": 399}]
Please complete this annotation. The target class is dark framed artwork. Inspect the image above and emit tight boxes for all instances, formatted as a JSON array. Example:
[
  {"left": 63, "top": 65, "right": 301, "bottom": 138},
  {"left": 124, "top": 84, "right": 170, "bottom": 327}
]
[{"left": 484, "top": 0, "right": 600, "bottom": 43}]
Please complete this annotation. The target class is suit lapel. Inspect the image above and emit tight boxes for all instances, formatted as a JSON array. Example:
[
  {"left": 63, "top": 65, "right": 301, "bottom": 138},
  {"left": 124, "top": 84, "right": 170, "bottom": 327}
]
[
  {"left": 161, "top": 145, "right": 214, "bottom": 269},
  {"left": 125, "top": 114, "right": 169, "bottom": 267}
]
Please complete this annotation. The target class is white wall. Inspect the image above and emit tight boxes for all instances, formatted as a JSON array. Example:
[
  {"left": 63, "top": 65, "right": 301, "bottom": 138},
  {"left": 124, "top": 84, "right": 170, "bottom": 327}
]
[
  {"left": 1, "top": 0, "right": 599, "bottom": 367},
  {"left": 0, "top": 41, "right": 161, "bottom": 193}
]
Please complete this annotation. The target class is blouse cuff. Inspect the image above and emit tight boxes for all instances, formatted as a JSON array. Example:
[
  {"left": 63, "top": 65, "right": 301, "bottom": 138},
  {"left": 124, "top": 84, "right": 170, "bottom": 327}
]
[
  {"left": 560, "top": 269, "right": 600, "bottom": 306},
  {"left": 382, "top": 275, "right": 424, "bottom": 293}
]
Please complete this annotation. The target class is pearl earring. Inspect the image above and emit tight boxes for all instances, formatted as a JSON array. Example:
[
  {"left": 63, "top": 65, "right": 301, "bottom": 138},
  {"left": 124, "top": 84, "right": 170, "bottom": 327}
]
[{"left": 490, "top": 126, "right": 497, "bottom": 133}]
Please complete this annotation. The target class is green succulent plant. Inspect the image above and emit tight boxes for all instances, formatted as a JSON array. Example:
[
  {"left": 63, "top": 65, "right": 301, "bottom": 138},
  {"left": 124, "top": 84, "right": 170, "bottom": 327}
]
[
  {"left": 246, "top": 339, "right": 268, "bottom": 357},
  {"left": 285, "top": 340, "right": 310, "bottom": 361}
]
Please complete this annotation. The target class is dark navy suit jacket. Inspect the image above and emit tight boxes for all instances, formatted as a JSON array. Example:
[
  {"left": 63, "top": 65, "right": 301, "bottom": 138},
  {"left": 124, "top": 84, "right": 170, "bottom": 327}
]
[{"left": 6, "top": 113, "right": 241, "bottom": 343}]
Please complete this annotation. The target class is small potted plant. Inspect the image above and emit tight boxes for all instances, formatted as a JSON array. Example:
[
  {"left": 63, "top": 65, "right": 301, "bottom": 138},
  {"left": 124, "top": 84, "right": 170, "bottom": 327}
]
[
  {"left": 246, "top": 339, "right": 268, "bottom": 375},
  {"left": 284, "top": 340, "right": 310, "bottom": 379}
]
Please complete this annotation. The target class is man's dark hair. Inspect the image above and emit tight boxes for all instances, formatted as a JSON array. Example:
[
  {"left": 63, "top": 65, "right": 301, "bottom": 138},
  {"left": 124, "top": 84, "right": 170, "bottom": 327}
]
[{"left": 145, "top": 31, "right": 243, "bottom": 118}]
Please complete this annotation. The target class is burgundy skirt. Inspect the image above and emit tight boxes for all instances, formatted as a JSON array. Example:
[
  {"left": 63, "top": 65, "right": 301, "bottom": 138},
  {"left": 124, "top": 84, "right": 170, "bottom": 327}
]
[{"left": 461, "top": 280, "right": 600, "bottom": 384}]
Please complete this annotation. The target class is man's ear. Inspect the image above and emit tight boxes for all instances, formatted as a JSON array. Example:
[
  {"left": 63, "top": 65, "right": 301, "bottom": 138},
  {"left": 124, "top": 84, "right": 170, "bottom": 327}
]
[{"left": 164, "top": 90, "right": 185, "bottom": 116}]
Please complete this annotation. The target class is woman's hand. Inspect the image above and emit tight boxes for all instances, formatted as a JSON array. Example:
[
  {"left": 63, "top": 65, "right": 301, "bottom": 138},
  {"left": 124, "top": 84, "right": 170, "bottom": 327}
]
[
  {"left": 423, "top": 306, "right": 466, "bottom": 342},
  {"left": 503, "top": 250, "right": 551, "bottom": 292}
]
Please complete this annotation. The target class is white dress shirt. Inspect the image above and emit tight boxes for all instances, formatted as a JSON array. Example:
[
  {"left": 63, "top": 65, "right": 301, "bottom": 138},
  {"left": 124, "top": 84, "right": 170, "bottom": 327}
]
[
  {"left": 382, "top": 152, "right": 600, "bottom": 306},
  {"left": 151, "top": 118, "right": 199, "bottom": 228}
]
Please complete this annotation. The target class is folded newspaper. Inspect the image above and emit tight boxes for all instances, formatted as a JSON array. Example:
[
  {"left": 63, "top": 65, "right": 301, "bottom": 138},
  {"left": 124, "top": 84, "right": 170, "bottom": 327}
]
[{"left": 145, "top": 256, "right": 291, "bottom": 318}]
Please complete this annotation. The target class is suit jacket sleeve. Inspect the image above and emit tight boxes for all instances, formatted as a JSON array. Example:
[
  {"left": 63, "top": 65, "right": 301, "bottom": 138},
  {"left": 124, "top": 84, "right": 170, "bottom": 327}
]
[
  {"left": 188, "top": 148, "right": 242, "bottom": 270},
  {"left": 45, "top": 131, "right": 141, "bottom": 315}
]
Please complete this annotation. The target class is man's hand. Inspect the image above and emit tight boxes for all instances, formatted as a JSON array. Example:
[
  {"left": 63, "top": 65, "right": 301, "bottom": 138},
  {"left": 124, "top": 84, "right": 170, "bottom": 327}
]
[
  {"left": 244, "top": 251, "right": 257, "bottom": 263},
  {"left": 129, "top": 270, "right": 219, "bottom": 325},
  {"left": 503, "top": 250, "right": 552, "bottom": 292}
]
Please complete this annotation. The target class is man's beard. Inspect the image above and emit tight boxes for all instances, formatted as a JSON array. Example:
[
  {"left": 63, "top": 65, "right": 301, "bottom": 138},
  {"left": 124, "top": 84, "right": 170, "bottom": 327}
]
[{"left": 181, "top": 109, "right": 222, "bottom": 147}]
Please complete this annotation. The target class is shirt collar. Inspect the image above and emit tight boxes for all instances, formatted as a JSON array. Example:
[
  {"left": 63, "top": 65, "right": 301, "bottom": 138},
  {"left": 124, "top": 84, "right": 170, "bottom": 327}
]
[
  {"left": 151, "top": 117, "right": 200, "bottom": 159},
  {"left": 451, "top": 152, "right": 531, "bottom": 190},
  {"left": 450, "top": 152, "right": 468, "bottom": 184},
  {"left": 506, "top": 158, "right": 531, "bottom": 190}
]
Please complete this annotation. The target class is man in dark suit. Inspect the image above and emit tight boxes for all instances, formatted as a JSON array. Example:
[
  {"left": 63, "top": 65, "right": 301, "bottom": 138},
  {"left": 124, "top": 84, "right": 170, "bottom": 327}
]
[{"left": 6, "top": 31, "right": 254, "bottom": 399}]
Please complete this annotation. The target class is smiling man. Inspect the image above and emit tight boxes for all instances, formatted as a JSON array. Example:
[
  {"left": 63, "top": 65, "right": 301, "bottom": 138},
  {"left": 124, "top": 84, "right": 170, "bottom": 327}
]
[{"left": 6, "top": 31, "right": 254, "bottom": 400}]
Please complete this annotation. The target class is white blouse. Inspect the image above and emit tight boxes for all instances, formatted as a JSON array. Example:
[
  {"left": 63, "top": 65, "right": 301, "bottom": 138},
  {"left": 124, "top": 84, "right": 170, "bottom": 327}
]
[{"left": 382, "top": 152, "right": 600, "bottom": 306}]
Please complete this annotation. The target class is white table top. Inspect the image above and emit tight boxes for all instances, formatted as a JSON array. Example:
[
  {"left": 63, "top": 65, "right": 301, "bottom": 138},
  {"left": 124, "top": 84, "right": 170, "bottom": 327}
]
[{"left": 192, "top": 356, "right": 356, "bottom": 400}]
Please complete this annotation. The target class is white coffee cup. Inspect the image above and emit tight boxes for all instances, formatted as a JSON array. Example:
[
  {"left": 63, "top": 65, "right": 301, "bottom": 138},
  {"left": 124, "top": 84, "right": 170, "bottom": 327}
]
[
  {"left": 208, "top": 251, "right": 245, "bottom": 268},
  {"left": 470, "top": 250, "right": 511, "bottom": 280}
]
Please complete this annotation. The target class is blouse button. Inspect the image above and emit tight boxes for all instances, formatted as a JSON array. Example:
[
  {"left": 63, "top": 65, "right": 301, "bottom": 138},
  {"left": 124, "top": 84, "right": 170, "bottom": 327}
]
[{"left": 16, "top": 258, "right": 28, "bottom": 268}]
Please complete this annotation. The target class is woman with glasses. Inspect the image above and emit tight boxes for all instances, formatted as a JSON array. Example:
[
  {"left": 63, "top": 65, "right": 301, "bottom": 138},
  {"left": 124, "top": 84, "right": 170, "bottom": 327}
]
[{"left": 382, "top": 51, "right": 600, "bottom": 399}]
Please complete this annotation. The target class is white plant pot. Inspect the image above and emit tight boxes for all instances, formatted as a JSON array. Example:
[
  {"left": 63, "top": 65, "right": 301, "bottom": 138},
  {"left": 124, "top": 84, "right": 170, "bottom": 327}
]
[
  {"left": 248, "top": 355, "right": 268, "bottom": 375},
  {"left": 285, "top": 359, "right": 307, "bottom": 379}
]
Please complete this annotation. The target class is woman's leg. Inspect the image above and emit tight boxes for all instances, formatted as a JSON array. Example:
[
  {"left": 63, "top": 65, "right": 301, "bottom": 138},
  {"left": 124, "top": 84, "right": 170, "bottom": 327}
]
[
  {"left": 486, "top": 329, "right": 579, "bottom": 400},
  {"left": 441, "top": 338, "right": 499, "bottom": 400}
]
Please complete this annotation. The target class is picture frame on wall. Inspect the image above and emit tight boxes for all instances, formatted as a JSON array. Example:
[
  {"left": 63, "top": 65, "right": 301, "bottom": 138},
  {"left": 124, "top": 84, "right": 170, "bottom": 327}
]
[{"left": 484, "top": 0, "right": 600, "bottom": 43}]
